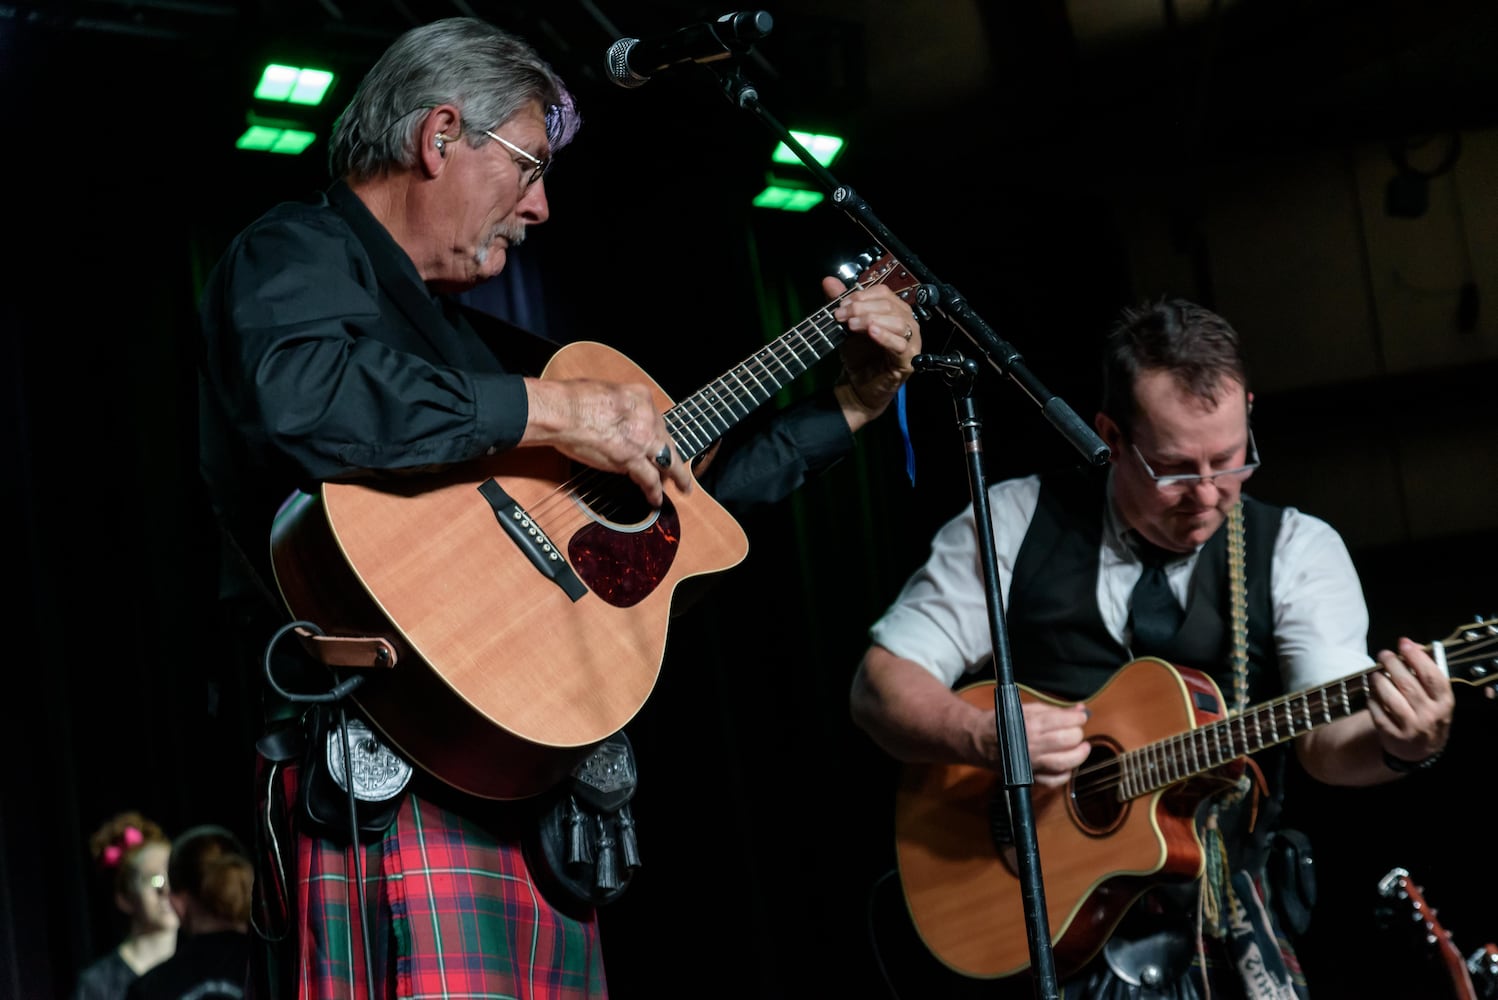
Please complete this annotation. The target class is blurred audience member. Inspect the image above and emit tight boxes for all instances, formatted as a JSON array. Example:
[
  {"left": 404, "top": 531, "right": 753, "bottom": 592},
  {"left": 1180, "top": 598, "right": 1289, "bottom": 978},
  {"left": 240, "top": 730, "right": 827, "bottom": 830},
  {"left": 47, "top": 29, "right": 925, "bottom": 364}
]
[
  {"left": 72, "top": 811, "right": 179, "bottom": 1000},
  {"left": 126, "top": 825, "right": 254, "bottom": 1000}
]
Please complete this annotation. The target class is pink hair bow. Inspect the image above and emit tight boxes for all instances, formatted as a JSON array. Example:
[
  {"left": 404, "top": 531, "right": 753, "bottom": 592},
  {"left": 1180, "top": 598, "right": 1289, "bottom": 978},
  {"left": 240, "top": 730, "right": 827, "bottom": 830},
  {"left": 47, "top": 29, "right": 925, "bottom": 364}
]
[{"left": 100, "top": 826, "right": 145, "bottom": 869}]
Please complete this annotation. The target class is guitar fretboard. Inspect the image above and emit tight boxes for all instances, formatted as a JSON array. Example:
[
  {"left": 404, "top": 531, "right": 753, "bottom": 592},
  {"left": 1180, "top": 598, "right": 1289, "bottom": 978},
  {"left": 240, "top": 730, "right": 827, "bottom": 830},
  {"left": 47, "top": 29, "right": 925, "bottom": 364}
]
[
  {"left": 1110, "top": 617, "right": 1496, "bottom": 799},
  {"left": 662, "top": 306, "right": 847, "bottom": 462},
  {"left": 1118, "top": 665, "right": 1378, "bottom": 797}
]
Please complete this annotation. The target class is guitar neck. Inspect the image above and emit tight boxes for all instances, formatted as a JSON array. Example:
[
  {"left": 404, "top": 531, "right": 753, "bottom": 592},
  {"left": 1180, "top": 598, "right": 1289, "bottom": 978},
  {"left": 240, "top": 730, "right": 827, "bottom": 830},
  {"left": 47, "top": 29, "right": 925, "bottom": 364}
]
[
  {"left": 1120, "top": 664, "right": 1381, "bottom": 796},
  {"left": 1119, "top": 617, "right": 1495, "bottom": 797},
  {"left": 663, "top": 303, "right": 846, "bottom": 463}
]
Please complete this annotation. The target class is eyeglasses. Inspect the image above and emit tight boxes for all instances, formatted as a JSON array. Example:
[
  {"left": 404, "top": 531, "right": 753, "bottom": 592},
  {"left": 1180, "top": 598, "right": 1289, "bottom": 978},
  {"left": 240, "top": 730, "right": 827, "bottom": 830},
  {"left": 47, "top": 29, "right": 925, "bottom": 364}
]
[
  {"left": 1130, "top": 429, "right": 1261, "bottom": 493},
  {"left": 481, "top": 129, "right": 550, "bottom": 187}
]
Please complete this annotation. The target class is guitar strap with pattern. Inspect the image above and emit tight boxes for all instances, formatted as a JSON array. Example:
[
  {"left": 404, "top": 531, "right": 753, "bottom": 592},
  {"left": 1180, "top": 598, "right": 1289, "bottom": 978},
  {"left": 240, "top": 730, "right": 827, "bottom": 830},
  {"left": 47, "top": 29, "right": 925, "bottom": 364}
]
[{"left": 1198, "top": 502, "right": 1305, "bottom": 1000}]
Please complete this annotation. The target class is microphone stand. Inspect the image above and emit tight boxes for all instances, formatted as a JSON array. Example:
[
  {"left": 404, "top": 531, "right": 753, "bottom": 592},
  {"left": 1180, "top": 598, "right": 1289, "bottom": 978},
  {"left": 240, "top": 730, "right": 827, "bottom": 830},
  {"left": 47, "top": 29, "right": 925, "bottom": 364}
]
[
  {"left": 700, "top": 57, "right": 1114, "bottom": 1000},
  {"left": 710, "top": 63, "right": 1109, "bottom": 470},
  {"left": 912, "top": 351, "right": 1057, "bottom": 998}
]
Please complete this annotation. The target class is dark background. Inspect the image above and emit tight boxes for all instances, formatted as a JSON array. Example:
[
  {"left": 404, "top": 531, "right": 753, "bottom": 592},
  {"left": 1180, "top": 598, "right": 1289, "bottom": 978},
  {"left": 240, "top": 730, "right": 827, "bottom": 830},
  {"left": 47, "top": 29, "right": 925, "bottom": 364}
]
[{"left": 3, "top": 1, "right": 1496, "bottom": 998}]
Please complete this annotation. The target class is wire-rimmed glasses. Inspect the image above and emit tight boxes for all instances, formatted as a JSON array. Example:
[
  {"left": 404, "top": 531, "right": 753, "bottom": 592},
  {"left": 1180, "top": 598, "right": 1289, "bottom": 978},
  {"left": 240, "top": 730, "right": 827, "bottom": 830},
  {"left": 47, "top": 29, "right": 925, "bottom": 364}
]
[
  {"left": 481, "top": 129, "right": 551, "bottom": 187},
  {"left": 1130, "top": 429, "right": 1261, "bottom": 493}
]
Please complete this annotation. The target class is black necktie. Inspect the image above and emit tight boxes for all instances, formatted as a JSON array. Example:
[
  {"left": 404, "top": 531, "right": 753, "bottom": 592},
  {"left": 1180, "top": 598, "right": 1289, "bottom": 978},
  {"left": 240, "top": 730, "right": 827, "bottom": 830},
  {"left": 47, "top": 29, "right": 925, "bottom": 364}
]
[{"left": 1129, "top": 537, "right": 1184, "bottom": 657}]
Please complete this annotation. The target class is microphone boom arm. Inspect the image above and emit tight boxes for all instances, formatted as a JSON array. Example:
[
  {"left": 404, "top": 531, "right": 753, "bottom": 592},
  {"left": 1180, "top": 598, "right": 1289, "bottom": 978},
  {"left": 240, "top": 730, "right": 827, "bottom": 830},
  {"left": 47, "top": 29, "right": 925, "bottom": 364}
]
[{"left": 715, "top": 63, "right": 1108, "bottom": 468}]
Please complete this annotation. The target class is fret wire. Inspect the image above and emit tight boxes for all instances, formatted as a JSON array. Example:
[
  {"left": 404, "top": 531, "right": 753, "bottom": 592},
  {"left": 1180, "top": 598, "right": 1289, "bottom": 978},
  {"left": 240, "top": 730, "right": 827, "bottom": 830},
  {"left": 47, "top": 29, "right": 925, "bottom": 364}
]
[
  {"left": 678, "top": 392, "right": 727, "bottom": 440},
  {"left": 735, "top": 362, "right": 772, "bottom": 404},
  {"left": 666, "top": 408, "right": 710, "bottom": 456},
  {"left": 752, "top": 347, "right": 786, "bottom": 390},
  {"left": 715, "top": 372, "right": 758, "bottom": 416},
  {"left": 761, "top": 343, "right": 796, "bottom": 383},
  {"left": 643, "top": 290, "right": 868, "bottom": 472},
  {"left": 686, "top": 385, "right": 733, "bottom": 433}
]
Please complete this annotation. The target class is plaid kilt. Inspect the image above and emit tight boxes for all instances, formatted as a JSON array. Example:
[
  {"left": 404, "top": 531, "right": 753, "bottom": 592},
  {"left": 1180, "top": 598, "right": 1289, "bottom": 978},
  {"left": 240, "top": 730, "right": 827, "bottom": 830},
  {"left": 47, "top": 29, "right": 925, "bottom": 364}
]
[{"left": 257, "top": 761, "right": 607, "bottom": 1000}]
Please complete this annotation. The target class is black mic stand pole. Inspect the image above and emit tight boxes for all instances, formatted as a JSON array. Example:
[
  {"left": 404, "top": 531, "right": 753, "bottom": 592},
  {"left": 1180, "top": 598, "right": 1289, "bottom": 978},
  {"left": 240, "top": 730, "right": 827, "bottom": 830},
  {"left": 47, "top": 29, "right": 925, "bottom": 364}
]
[
  {"left": 911, "top": 351, "right": 1058, "bottom": 999},
  {"left": 700, "top": 59, "right": 1114, "bottom": 1000}
]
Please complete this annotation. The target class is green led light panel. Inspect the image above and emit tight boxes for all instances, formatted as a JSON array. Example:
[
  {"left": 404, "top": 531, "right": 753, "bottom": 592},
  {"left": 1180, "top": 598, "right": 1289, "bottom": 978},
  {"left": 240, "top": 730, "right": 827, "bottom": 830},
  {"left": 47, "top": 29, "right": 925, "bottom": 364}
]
[
  {"left": 771, "top": 131, "right": 846, "bottom": 168},
  {"left": 235, "top": 126, "right": 317, "bottom": 155},
  {"left": 752, "top": 185, "right": 825, "bottom": 212},
  {"left": 255, "top": 64, "right": 335, "bottom": 106}
]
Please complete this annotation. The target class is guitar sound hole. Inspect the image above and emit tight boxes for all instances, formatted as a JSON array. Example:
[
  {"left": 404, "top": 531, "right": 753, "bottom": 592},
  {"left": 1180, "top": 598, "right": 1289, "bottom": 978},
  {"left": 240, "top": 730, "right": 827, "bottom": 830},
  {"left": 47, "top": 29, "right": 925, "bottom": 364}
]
[
  {"left": 569, "top": 498, "right": 682, "bottom": 609},
  {"left": 578, "top": 471, "right": 655, "bottom": 529},
  {"left": 1070, "top": 741, "right": 1126, "bottom": 835}
]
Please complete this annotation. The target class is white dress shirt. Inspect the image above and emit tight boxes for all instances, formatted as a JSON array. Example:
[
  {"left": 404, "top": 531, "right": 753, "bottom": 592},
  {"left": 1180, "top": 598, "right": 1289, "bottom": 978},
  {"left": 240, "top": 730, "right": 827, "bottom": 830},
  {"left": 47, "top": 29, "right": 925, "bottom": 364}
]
[{"left": 869, "top": 473, "right": 1374, "bottom": 695}]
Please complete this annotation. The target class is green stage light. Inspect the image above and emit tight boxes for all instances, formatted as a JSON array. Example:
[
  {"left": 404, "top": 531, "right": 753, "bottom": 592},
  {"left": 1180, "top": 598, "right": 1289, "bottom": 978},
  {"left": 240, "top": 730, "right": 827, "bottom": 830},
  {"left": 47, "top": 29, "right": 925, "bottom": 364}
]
[
  {"left": 255, "top": 64, "right": 336, "bottom": 106},
  {"left": 235, "top": 125, "right": 317, "bottom": 155},
  {"left": 752, "top": 184, "right": 825, "bottom": 212},
  {"left": 771, "top": 131, "right": 846, "bottom": 168}
]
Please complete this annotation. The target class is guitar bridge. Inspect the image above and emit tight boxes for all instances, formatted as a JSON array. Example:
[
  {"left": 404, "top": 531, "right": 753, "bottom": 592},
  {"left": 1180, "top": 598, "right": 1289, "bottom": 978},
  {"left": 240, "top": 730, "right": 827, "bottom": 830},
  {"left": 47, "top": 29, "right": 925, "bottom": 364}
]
[{"left": 477, "top": 479, "right": 587, "bottom": 601}]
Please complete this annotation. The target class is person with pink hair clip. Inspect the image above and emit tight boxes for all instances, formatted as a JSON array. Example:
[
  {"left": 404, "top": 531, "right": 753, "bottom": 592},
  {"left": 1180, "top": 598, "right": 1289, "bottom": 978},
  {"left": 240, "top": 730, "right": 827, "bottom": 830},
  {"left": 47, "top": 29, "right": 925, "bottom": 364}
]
[{"left": 71, "top": 811, "right": 179, "bottom": 1000}]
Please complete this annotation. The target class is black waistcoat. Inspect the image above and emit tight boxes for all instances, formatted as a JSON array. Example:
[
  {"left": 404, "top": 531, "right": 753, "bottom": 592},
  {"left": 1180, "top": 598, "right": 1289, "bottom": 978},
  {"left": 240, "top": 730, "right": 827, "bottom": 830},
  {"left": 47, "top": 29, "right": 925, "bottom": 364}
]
[{"left": 1004, "top": 467, "right": 1284, "bottom": 710}]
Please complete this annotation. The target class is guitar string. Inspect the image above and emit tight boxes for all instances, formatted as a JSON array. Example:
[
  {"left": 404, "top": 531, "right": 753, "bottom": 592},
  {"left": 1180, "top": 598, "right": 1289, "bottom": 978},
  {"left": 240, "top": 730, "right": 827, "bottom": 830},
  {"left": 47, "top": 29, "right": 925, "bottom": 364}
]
[
  {"left": 1066, "top": 624, "right": 1497, "bottom": 803},
  {"left": 513, "top": 302, "right": 849, "bottom": 532},
  {"left": 1072, "top": 501, "right": 1246, "bottom": 804},
  {"left": 504, "top": 271, "right": 894, "bottom": 537}
]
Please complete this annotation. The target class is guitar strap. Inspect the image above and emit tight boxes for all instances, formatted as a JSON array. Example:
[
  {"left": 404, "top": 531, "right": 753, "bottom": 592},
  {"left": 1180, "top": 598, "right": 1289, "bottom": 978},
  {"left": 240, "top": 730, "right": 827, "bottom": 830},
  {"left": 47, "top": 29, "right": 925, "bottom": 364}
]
[
  {"left": 1198, "top": 502, "right": 1306, "bottom": 999},
  {"left": 1098, "top": 504, "right": 1306, "bottom": 999}
]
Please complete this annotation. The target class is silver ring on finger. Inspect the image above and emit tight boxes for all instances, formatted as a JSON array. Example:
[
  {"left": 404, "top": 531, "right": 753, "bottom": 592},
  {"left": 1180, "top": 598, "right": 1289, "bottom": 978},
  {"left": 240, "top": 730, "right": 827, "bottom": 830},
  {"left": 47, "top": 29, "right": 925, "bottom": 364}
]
[{"left": 654, "top": 444, "right": 673, "bottom": 468}]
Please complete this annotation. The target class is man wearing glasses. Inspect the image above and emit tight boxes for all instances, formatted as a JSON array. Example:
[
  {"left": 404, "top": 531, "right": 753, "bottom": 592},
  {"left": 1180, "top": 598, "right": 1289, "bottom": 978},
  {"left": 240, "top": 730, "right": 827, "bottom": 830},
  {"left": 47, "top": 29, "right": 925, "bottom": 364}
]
[
  {"left": 849, "top": 298, "right": 1452, "bottom": 998},
  {"left": 199, "top": 16, "right": 922, "bottom": 1000}
]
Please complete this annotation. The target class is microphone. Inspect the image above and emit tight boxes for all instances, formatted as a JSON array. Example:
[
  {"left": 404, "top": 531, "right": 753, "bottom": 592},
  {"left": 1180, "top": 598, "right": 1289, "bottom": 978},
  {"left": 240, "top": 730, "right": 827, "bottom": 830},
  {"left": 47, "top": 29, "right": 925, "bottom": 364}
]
[{"left": 605, "top": 10, "right": 773, "bottom": 89}]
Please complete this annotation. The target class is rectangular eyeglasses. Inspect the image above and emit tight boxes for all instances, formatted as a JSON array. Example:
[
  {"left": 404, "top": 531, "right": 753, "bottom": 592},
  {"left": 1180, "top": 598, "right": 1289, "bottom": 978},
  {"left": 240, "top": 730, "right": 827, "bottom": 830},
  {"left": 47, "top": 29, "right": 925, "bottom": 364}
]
[
  {"left": 482, "top": 129, "right": 551, "bottom": 187},
  {"left": 1131, "top": 429, "right": 1261, "bottom": 492}
]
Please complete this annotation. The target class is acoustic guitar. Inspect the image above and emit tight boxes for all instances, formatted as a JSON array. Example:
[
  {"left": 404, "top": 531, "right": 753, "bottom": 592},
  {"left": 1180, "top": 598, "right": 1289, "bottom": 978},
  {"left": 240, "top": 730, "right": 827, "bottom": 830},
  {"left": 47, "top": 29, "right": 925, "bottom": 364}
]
[
  {"left": 894, "top": 617, "right": 1498, "bottom": 981},
  {"left": 270, "top": 250, "right": 916, "bottom": 801}
]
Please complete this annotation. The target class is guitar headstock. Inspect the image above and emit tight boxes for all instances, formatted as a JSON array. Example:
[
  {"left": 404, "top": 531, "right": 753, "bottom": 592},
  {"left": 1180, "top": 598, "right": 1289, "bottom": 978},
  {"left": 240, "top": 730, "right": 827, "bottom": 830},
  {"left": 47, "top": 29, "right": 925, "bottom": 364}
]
[
  {"left": 1432, "top": 616, "right": 1498, "bottom": 691},
  {"left": 1378, "top": 867, "right": 1477, "bottom": 998},
  {"left": 836, "top": 248, "right": 920, "bottom": 304},
  {"left": 1379, "top": 867, "right": 1450, "bottom": 941}
]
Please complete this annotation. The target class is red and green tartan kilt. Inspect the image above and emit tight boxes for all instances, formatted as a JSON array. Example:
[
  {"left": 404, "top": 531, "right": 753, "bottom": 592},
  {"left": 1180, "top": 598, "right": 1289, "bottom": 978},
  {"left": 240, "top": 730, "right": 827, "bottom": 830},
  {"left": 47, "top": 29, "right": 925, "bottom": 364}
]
[{"left": 257, "top": 761, "right": 608, "bottom": 999}]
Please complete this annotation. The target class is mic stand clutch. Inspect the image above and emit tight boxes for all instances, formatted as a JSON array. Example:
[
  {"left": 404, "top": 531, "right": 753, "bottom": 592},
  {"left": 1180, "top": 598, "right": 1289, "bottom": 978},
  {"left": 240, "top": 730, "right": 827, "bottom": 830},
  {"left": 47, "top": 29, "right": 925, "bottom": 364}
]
[{"left": 911, "top": 352, "right": 1059, "bottom": 999}]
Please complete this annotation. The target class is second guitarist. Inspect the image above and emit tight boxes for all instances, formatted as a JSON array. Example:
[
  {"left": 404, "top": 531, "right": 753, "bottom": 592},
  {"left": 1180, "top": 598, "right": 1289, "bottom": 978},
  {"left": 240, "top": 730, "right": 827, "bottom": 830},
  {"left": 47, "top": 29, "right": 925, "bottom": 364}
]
[{"left": 851, "top": 298, "right": 1454, "bottom": 999}]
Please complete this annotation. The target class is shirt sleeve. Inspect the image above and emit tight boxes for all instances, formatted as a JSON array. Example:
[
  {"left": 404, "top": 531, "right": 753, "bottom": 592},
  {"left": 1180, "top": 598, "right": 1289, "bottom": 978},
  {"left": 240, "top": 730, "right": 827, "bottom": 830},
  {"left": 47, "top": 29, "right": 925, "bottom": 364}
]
[
  {"left": 868, "top": 476, "right": 1042, "bottom": 687},
  {"left": 1270, "top": 506, "right": 1374, "bottom": 691},
  {"left": 696, "top": 390, "right": 855, "bottom": 515},
  {"left": 204, "top": 209, "right": 529, "bottom": 483}
]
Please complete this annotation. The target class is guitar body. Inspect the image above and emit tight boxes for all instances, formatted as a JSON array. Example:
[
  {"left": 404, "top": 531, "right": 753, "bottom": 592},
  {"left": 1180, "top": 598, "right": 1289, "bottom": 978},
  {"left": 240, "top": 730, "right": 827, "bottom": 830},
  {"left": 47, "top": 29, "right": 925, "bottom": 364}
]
[
  {"left": 895, "top": 657, "right": 1235, "bottom": 981},
  {"left": 270, "top": 341, "right": 750, "bottom": 800}
]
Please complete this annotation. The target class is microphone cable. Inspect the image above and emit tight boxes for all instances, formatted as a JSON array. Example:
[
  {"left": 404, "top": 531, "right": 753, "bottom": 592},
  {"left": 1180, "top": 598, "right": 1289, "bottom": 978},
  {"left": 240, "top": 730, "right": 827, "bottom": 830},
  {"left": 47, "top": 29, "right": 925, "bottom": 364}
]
[{"left": 263, "top": 619, "right": 377, "bottom": 1000}]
